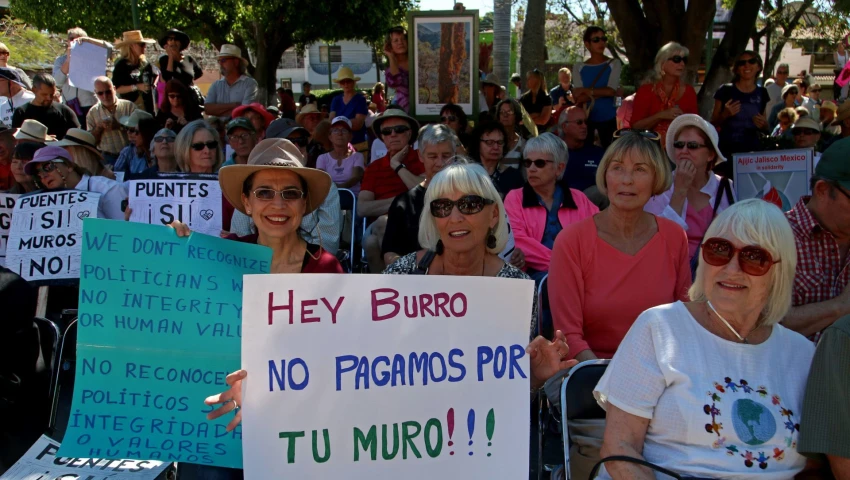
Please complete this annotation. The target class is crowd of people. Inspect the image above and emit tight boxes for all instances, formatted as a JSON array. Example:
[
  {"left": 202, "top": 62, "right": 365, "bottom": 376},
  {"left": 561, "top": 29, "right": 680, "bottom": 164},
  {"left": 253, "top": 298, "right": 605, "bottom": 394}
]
[{"left": 1, "top": 23, "right": 850, "bottom": 480}]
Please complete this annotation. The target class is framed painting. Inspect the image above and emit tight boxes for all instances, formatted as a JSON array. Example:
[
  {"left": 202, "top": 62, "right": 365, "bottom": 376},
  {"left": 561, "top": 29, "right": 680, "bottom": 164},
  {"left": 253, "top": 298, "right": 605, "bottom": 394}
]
[{"left": 408, "top": 10, "right": 480, "bottom": 121}]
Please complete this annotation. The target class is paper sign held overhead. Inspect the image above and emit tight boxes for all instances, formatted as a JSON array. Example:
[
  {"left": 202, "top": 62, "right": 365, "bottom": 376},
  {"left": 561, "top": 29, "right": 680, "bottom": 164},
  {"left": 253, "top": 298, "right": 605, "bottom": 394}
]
[
  {"left": 240, "top": 274, "right": 534, "bottom": 479},
  {"left": 68, "top": 40, "right": 109, "bottom": 92}
]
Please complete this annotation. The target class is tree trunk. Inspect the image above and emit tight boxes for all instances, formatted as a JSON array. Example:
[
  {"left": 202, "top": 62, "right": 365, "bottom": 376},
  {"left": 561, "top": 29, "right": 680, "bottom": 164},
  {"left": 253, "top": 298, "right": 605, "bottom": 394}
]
[
  {"left": 493, "top": 0, "right": 511, "bottom": 89},
  {"left": 439, "top": 23, "right": 458, "bottom": 102},
  {"left": 762, "top": 0, "right": 816, "bottom": 78},
  {"left": 520, "top": 0, "right": 546, "bottom": 82},
  {"left": 607, "top": 0, "right": 655, "bottom": 75},
  {"left": 681, "top": 0, "right": 716, "bottom": 84},
  {"left": 696, "top": 0, "right": 762, "bottom": 118}
]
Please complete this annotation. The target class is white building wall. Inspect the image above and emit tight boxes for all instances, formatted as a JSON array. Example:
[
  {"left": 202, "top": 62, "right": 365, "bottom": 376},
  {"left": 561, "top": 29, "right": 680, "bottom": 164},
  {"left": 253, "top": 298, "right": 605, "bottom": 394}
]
[{"left": 275, "top": 40, "right": 379, "bottom": 92}]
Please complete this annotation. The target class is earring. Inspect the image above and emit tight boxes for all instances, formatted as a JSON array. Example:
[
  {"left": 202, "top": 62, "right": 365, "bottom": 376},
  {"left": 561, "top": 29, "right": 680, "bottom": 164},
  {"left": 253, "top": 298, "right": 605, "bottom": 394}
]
[
  {"left": 246, "top": 209, "right": 252, "bottom": 215},
  {"left": 486, "top": 229, "right": 497, "bottom": 249},
  {"left": 436, "top": 239, "right": 444, "bottom": 255}
]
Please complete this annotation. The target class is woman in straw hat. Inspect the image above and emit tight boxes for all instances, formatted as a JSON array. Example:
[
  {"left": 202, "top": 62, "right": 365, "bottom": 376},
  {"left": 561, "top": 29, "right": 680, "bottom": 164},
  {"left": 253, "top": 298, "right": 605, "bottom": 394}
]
[
  {"left": 170, "top": 137, "right": 343, "bottom": 274},
  {"left": 112, "top": 30, "right": 156, "bottom": 113},
  {"left": 329, "top": 66, "right": 369, "bottom": 148},
  {"left": 157, "top": 29, "right": 202, "bottom": 88}
]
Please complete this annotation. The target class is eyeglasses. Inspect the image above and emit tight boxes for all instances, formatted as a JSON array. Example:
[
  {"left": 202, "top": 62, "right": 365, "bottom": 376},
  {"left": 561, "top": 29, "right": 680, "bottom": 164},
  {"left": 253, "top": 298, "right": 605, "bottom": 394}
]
[
  {"left": 810, "top": 88, "right": 821, "bottom": 93},
  {"left": 701, "top": 237, "right": 779, "bottom": 276},
  {"left": 330, "top": 127, "right": 350, "bottom": 135},
  {"left": 670, "top": 55, "right": 688, "bottom": 64},
  {"left": 441, "top": 115, "right": 458, "bottom": 122},
  {"left": 227, "top": 133, "right": 253, "bottom": 143},
  {"left": 613, "top": 128, "right": 661, "bottom": 142},
  {"left": 167, "top": 94, "right": 181, "bottom": 99},
  {"left": 95, "top": 90, "right": 113, "bottom": 96},
  {"left": 380, "top": 125, "right": 411, "bottom": 136},
  {"left": 126, "top": 128, "right": 139, "bottom": 134},
  {"left": 735, "top": 58, "right": 759, "bottom": 67},
  {"left": 792, "top": 128, "right": 818, "bottom": 136},
  {"left": 430, "top": 195, "right": 494, "bottom": 218},
  {"left": 777, "top": 70, "right": 789, "bottom": 75},
  {"left": 288, "top": 136, "right": 309, "bottom": 147},
  {"left": 589, "top": 36, "right": 608, "bottom": 43},
  {"left": 481, "top": 139, "right": 505, "bottom": 147},
  {"left": 36, "top": 160, "right": 65, "bottom": 174},
  {"left": 499, "top": 109, "right": 515, "bottom": 117},
  {"left": 154, "top": 136, "right": 175, "bottom": 143},
  {"left": 191, "top": 141, "right": 218, "bottom": 151},
  {"left": 563, "top": 119, "right": 586, "bottom": 126},
  {"left": 673, "top": 141, "right": 707, "bottom": 150},
  {"left": 252, "top": 188, "right": 305, "bottom": 201},
  {"left": 523, "top": 158, "right": 554, "bottom": 169}
]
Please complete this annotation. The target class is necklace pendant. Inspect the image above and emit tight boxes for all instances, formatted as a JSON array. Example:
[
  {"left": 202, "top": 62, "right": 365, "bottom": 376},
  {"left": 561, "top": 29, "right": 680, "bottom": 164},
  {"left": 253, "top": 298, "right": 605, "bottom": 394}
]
[{"left": 743, "top": 338, "right": 749, "bottom": 344}]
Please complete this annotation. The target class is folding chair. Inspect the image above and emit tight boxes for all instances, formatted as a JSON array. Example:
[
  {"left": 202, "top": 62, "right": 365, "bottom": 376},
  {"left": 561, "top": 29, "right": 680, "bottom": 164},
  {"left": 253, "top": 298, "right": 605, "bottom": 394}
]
[
  {"left": 33, "top": 317, "right": 60, "bottom": 427},
  {"left": 536, "top": 274, "right": 555, "bottom": 340},
  {"left": 49, "top": 318, "right": 77, "bottom": 433},
  {"left": 337, "top": 188, "right": 357, "bottom": 273},
  {"left": 559, "top": 359, "right": 610, "bottom": 480}
]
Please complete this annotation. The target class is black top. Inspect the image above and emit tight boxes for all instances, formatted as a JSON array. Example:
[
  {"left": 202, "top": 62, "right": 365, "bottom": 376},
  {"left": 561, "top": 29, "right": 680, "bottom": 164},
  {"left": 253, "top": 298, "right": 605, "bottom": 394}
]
[
  {"left": 382, "top": 184, "right": 427, "bottom": 257},
  {"left": 488, "top": 165, "right": 524, "bottom": 199},
  {"left": 520, "top": 89, "right": 553, "bottom": 120},
  {"left": 158, "top": 54, "right": 203, "bottom": 87},
  {"left": 298, "top": 94, "right": 317, "bottom": 107},
  {"left": 154, "top": 108, "right": 203, "bottom": 134},
  {"left": 12, "top": 102, "right": 80, "bottom": 139},
  {"left": 112, "top": 58, "right": 155, "bottom": 113}
]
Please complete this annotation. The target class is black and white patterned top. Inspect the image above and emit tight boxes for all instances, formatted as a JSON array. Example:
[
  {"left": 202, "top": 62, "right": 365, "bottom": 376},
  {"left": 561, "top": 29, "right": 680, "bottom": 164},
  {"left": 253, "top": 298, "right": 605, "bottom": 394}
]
[{"left": 383, "top": 252, "right": 538, "bottom": 338}]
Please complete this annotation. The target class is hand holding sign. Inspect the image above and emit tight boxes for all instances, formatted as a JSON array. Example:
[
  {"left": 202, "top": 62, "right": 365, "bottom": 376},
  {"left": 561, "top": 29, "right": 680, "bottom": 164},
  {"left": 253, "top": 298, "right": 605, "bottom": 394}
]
[{"left": 128, "top": 175, "right": 222, "bottom": 237}]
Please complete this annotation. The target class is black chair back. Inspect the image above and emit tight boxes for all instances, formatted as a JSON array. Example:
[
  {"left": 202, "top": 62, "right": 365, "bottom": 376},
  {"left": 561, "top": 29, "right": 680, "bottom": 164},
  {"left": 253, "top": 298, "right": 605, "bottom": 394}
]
[{"left": 564, "top": 362, "right": 608, "bottom": 421}]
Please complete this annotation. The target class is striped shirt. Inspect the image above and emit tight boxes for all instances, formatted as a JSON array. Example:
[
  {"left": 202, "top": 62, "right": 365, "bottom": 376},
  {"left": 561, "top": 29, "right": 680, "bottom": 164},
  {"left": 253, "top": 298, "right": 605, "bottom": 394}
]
[{"left": 86, "top": 99, "right": 135, "bottom": 155}]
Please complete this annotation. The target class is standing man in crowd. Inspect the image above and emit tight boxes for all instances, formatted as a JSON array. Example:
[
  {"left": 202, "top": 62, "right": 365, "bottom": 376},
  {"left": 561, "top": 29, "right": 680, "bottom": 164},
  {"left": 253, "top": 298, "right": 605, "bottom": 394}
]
[
  {"left": 765, "top": 63, "right": 790, "bottom": 116},
  {"left": 86, "top": 76, "right": 136, "bottom": 165},
  {"left": 558, "top": 106, "right": 603, "bottom": 192},
  {"left": 0, "top": 43, "right": 31, "bottom": 90},
  {"left": 298, "top": 82, "right": 316, "bottom": 108},
  {"left": 12, "top": 73, "right": 79, "bottom": 140},
  {"left": 0, "top": 68, "right": 33, "bottom": 127},
  {"left": 205, "top": 45, "right": 258, "bottom": 120},
  {"left": 53, "top": 27, "right": 97, "bottom": 126}
]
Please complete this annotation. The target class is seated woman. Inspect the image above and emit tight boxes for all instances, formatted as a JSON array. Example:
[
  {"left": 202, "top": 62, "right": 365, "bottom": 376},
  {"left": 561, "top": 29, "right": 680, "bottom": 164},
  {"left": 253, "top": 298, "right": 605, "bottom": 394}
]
[
  {"left": 114, "top": 112, "right": 157, "bottom": 175},
  {"left": 549, "top": 130, "right": 691, "bottom": 362},
  {"left": 468, "top": 122, "right": 524, "bottom": 199},
  {"left": 495, "top": 98, "right": 528, "bottom": 168},
  {"left": 645, "top": 114, "right": 736, "bottom": 263},
  {"left": 24, "top": 146, "right": 127, "bottom": 220},
  {"left": 5, "top": 142, "right": 40, "bottom": 194},
  {"left": 504, "top": 133, "right": 598, "bottom": 283},
  {"left": 596, "top": 199, "right": 812, "bottom": 479},
  {"left": 315, "top": 116, "right": 365, "bottom": 195},
  {"left": 440, "top": 103, "right": 470, "bottom": 149},
  {"left": 136, "top": 128, "right": 178, "bottom": 178},
  {"left": 174, "top": 119, "right": 225, "bottom": 174},
  {"left": 155, "top": 79, "right": 202, "bottom": 134}
]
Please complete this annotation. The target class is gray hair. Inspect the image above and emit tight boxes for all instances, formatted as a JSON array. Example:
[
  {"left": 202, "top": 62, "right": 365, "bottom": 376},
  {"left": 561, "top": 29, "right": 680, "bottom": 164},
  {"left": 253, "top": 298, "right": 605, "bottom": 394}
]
[
  {"left": 174, "top": 120, "right": 224, "bottom": 173},
  {"left": 523, "top": 133, "right": 568, "bottom": 180},
  {"left": 94, "top": 76, "right": 113, "bottom": 88},
  {"left": 651, "top": 42, "right": 689, "bottom": 82},
  {"left": 150, "top": 128, "right": 177, "bottom": 158},
  {"left": 689, "top": 199, "right": 796, "bottom": 327},
  {"left": 67, "top": 27, "right": 87, "bottom": 41},
  {"left": 776, "top": 63, "right": 789, "bottom": 74},
  {"left": 418, "top": 124, "right": 459, "bottom": 155},
  {"left": 419, "top": 163, "right": 509, "bottom": 255}
]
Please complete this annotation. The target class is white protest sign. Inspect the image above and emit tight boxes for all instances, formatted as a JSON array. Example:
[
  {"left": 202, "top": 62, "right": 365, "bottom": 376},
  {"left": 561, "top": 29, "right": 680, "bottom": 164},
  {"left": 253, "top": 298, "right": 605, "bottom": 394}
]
[
  {"left": 129, "top": 176, "right": 222, "bottom": 236},
  {"left": 0, "top": 192, "right": 19, "bottom": 266},
  {"left": 0, "top": 435, "right": 169, "bottom": 480},
  {"left": 733, "top": 148, "right": 814, "bottom": 211},
  {"left": 5, "top": 190, "right": 100, "bottom": 282},
  {"left": 241, "top": 274, "right": 533, "bottom": 479},
  {"left": 68, "top": 40, "right": 108, "bottom": 92}
]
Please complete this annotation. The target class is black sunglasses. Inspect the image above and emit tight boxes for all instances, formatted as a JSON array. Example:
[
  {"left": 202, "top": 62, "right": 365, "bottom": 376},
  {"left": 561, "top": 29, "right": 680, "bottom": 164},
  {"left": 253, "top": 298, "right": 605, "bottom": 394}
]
[
  {"left": 95, "top": 90, "right": 113, "bottom": 96},
  {"left": 735, "top": 58, "right": 759, "bottom": 67},
  {"left": 190, "top": 141, "right": 218, "bottom": 151},
  {"left": 430, "top": 195, "right": 494, "bottom": 218},
  {"left": 126, "top": 128, "right": 139, "bottom": 134},
  {"left": 523, "top": 158, "right": 554, "bottom": 169},
  {"left": 589, "top": 35, "right": 608, "bottom": 43},
  {"left": 441, "top": 115, "right": 457, "bottom": 122},
  {"left": 380, "top": 125, "right": 411, "bottom": 136},
  {"left": 670, "top": 55, "right": 688, "bottom": 64},
  {"left": 288, "top": 136, "right": 309, "bottom": 147},
  {"left": 673, "top": 141, "right": 707, "bottom": 150},
  {"left": 613, "top": 128, "right": 661, "bottom": 141}
]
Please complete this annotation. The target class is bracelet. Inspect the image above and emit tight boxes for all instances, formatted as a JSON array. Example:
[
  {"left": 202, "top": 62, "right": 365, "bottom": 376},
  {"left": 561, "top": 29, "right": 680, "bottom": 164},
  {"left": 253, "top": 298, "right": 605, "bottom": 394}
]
[
  {"left": 132, "top": 85, "right": 138, "bottom": 92},
  {"left": 394, "top": 163, "right": 406, "bottom": 174}
]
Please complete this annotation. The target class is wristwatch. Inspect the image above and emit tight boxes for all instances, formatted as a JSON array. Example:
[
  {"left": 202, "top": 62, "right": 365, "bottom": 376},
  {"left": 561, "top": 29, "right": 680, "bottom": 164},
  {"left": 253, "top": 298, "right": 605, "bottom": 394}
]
[{"left": 394, "top": 163, "right": 406, "bottom": 174}]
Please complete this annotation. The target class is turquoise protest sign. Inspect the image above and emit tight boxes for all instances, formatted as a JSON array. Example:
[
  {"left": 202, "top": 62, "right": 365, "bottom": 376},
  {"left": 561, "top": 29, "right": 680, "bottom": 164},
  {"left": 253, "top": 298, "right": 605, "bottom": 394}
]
[{"left": 58, "top": 219, "right": 272, "bottom": 468}]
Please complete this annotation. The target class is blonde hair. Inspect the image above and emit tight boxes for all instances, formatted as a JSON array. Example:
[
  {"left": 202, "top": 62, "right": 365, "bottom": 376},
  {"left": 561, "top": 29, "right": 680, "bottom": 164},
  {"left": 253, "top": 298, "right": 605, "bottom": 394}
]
[
  {"left": 778, "top": 107, "right": 798, "bottom": 123},
  {"left": 419, "top": 163, "right": 508, "bottom": 254},
  {"left": 595, "top": 134, "right": 672, "bottom": 196},
  {"left": 689, "top": 199, "right": 796, "bottom": 326},
  {"left": 651, "top": 42, "right": 689, "bottom": 82},
  {"left": 65, "top": 146, "right": 105, "bottom": 176},
  {"left": 558, "top": 67, "right": 572, "bottom": 77},
  {"left": 526, "top": 69, "right": 547, "bottom": 95},
  {"left": 119, "top": 44, "right": 146, "bottom": 65},
  {"left": 174, "top": 120, "right": 224, "bottom": 173}
]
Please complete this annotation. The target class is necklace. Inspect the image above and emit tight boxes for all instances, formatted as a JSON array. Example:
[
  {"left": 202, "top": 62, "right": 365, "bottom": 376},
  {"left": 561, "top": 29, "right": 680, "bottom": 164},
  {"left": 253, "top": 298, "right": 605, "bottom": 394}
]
[{"left": 706, "top": 301, "right": 748, "bottom": 344}]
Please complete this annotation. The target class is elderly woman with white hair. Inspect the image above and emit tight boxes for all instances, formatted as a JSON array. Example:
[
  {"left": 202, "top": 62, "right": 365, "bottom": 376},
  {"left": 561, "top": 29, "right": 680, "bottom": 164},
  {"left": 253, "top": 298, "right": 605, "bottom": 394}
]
[
  {"left": 595, "top": 199, "right": 814, "bottom": 479},
  {"left": 504, "top": 133, "right": 598, "bottom": 283},
  {"left": 630, "top": 42, "right": 698, "bottom": 143},
  {"left": 645, "top": 114, "right": 736, "bottom": 267}
]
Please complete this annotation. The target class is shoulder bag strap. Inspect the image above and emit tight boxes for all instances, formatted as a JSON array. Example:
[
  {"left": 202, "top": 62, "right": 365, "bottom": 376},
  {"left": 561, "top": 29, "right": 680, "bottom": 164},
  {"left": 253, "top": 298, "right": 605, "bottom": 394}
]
[
  {"left": 712, "top": 177, "right": 734, "bottom": 217},
  {"left": 588, "top": 59, "right": 615, "bottom": 89},
  {"left": 589, "top": 455, "right": 684, "bottom": 480},
  {"left": 412, "top": 250, "right": 437, "bottom": 275}
]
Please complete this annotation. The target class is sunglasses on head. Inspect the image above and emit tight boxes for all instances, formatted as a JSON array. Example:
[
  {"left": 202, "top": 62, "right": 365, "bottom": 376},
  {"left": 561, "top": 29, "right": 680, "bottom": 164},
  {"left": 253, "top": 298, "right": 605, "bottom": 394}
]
[
  {"left": 670, "top": 55, "right": 688, "bottom": 64},
  {"left": 673, "top": 141, "right": 707, "bottom": 150},
  {"left": 380, "top": 125, "right": 411, "bottom": 136},
  {"left": 523, "top": 158, "right": 554, "bottom": 169},
  {"left": 441, "top": 115, "right": 457, "bottom": 122},
  {"left": 701, "top": 237, "right": 778, "bottom": 276},
  {"left": 735, "top": 58, "right": 759, "bottom": 67},
  {"left": 589, "top": 35, "right": 608, "bottom": 43},
  {"left": 252, "top": 188, "right": 305, "bottom": 201},
  {"left": 613, "top": 128, "right": 661, "bottom": 141},
  {"left": 430, "top": 195, "right": 494, "bottom": 218},
  {"left": 190, "top": 141, "right": 218, "bottom": 151}
]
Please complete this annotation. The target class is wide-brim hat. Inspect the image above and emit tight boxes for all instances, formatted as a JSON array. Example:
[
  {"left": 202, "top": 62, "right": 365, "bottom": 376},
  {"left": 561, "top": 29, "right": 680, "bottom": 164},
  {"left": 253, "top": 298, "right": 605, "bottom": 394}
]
[
  {"left": 233, "top": 103, "right": 276, "bottom": 129},
  {"left": 791, "top": 117, "right": 822, "bottom": 133},
  {"left": 52, "top": 128, "right": 103, "bottom": 158},
  {"left": 482, "top": 73, "right": 501, "bottom": 87},
  {"left": 832, "top": 101, "right": 850, "bottom": 126},
  {"left": 0, "top": 67, "right": 26, "bottom": 88},
  {"left": 118, "top": 110, "right": 154, "bottom": 128},
  {"left": 24, "top": 146, "right": 72, "bottom": 175},
  {"left": 665, "top": 114, "right": 727, "bottom": 165},
  {"left": 821, "top": 100, "right": 838, "bottom": 112},
  {"left": 781, "top": 83, "right": 799, "bottom": 98},
  {"left": 158, "top": 29, "right": 190, "bottom": 50},
  {"left": 14, "top": 119, "right": 55, "bottom": 143},
  {"left": 218, "top": 138, "right": 331, "bottom": 215},
  {"left": 295, "top": 103, "right": 321, "bottom": 125},
  {"left": 115, "top": 30, "right": 156, "bottom": 48},
  {"left": 218, "top": 44, "right": 249, "bottom": 69},
  {"left": 333, "top": 66, "right": 361, "bottom": 83},
  {"left": 371, "top": 108, "right": 420, "bottom": 143}
]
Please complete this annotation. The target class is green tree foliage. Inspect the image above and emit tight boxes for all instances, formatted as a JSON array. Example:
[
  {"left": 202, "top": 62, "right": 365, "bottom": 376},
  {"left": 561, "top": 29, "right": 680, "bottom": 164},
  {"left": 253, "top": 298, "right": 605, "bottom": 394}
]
[
  {"left": 0, "top": 17, "right": 64, "bottom": 69},
  {"left": 10, "top": 0, "right": 416, "bottom": 101}
]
